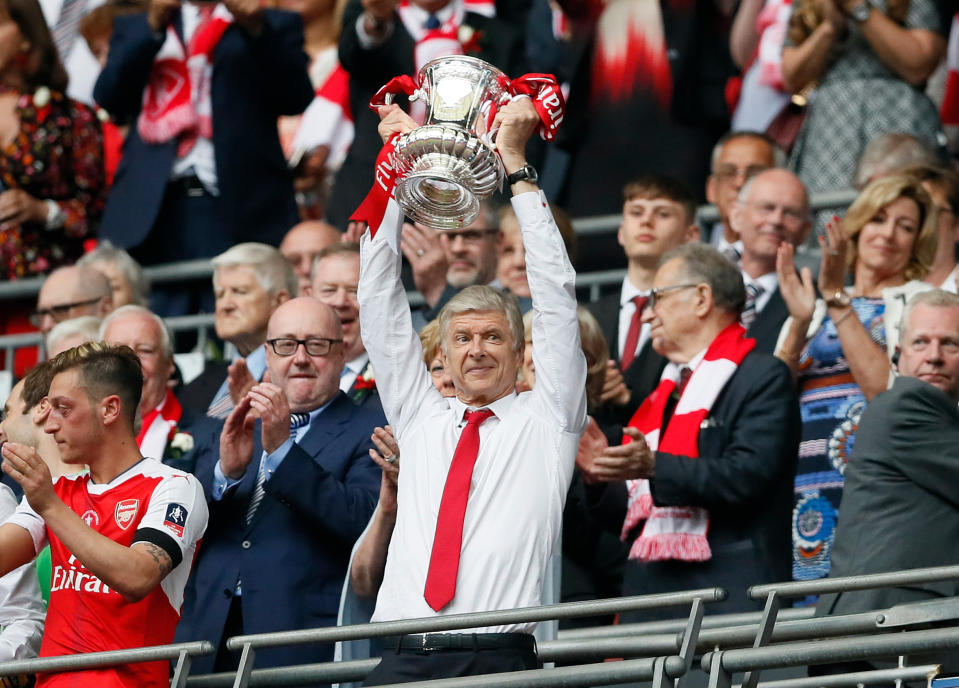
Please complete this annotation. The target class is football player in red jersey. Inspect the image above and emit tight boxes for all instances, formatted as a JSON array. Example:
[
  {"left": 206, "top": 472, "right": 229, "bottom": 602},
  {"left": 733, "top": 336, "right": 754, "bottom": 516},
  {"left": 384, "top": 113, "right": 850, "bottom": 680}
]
[{"left": 0, "top": 342, "right": 208, "bottom": 688}]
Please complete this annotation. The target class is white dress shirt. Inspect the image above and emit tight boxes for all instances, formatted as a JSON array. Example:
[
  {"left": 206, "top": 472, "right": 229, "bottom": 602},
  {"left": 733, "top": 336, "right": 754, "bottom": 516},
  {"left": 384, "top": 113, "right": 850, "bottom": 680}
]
[
  {"left": 742, "top": 270, "right": 779, "bottom": 317},
  {"left": 339, "top": 352, "right": 370, "bottom": 393},
  {"left": 358, "top": 191, "right": 587, "bottom": 633},
  {"left": 0, "top": 485, "right": 45, "bottom": 661},
  {"left": 938, "top": 265, "right": 959, "bottom": 294},
  {"left": 617, "top": 277, "right": 651, "bottom": 362}
]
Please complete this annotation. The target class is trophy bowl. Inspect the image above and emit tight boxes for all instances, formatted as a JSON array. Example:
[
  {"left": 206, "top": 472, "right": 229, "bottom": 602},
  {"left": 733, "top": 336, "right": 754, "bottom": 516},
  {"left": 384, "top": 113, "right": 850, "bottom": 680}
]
[{"left": 390, "top": 56, "right": 508, "bottom": 231}]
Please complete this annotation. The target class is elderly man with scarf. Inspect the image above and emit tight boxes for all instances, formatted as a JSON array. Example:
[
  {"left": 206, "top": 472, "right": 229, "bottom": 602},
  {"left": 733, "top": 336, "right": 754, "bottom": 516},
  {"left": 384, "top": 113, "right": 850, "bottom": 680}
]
[
  {"left": 93, "top": 0, "right": 313, "bottom": 316},
  {"left": 586, "top": 242, "right": 800, "bottom": 621}
]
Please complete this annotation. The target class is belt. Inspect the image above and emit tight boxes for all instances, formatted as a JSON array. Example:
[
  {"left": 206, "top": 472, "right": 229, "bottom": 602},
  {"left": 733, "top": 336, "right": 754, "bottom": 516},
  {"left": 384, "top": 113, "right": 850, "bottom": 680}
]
[
  {"left": 168, "top": 175, "right": 209, "bottom": 197},
  {"left": 386, "top": 632, "right": 535, "bottom": 653}
]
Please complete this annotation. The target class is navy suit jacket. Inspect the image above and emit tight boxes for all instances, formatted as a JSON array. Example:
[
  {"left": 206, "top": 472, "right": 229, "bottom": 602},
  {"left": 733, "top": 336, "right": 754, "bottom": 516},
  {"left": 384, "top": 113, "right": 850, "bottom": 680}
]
[
  {"left": 174, "top": 392, "right": 384, "bottom": 673},
  {"left": 746, "top": 287, "right": 789, "bottom": 355},
  {"left": 93, "top": 9, "right": 313, "bottom": 250}
]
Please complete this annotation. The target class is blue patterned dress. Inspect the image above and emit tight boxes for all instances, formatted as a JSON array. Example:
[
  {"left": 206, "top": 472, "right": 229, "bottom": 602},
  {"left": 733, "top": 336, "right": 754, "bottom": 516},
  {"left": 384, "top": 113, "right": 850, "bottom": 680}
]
[{"left": 792, "top": 298, "right": 886, "bottom": 597}]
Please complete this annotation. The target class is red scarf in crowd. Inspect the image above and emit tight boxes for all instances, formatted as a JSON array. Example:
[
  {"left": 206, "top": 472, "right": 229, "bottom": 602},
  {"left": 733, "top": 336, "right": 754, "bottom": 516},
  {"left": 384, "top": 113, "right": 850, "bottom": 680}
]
[
  {"left": 137, "top": 4, "right": 232, "bottom": 156},
  {"left": 621, "top": 322, "right": 755, "bottom": 562},
  {"left": 136, "top": 388, "right": 184, "bottom": 450}
]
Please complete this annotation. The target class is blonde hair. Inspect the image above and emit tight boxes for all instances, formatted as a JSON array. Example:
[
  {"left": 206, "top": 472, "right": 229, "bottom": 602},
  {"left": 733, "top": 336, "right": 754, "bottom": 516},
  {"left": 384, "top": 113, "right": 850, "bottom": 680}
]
[
  {"left": 842, "top": 173, "right": 937, "bottom": 282},
  {"left": 419, "top": 319, "right": 443, "bottom": 365}
]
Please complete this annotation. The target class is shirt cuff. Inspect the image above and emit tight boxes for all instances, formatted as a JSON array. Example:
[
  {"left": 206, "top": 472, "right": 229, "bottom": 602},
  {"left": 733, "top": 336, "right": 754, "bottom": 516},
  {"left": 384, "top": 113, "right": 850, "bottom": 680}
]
[
  {"left": 510, "top": 189, "right": 550, "bottom": 224},
  {"left": 355, "top": 11, "right": 394, "bottom": 49},
  {"left": 212, "top": 461, "right": 243, "bottom": 501},
  {"left": 261, "top": 438, "right": 294, "bottom": 479}
]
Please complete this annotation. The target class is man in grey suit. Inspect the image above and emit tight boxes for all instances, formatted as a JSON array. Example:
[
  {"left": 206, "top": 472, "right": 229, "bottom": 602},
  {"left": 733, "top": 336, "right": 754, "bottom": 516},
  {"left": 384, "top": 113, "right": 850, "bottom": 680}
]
[{"left": 817, "top": 289, "right": 959, "bottom": 671}]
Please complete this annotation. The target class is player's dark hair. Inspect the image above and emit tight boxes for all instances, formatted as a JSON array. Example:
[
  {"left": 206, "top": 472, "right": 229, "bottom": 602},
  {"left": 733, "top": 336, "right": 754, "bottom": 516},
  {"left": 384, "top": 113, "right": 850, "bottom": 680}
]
[{"left": 48, "top": 342, "right": 143, "bottom": 430}]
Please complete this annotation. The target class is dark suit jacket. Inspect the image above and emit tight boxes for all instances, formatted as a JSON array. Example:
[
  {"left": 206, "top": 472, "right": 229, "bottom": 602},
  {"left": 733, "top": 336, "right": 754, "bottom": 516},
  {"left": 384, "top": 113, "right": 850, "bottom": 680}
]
[
  {"left": 818, "top": 376, "right": 959, "bottom": 617},
  {"left": 93, "top": 10, "right": 314, "bottom": 251},
  {"left": 159, "top": 407, "right": 222, "bottom": 475},
  {"left": 600, "top": 350, "right": 799, "bottom": 620},
  {"left": 328, "top": 0, "right": 526, "bottom": 228},
  {"left": 174, "top": 392, "right": 385, "bottom": 672},
  {"left": 176, "top": 362, "right": 230, "bottom": 416},
  {"left": 747, "top": 287, "right": 789, "bottom": 355}
]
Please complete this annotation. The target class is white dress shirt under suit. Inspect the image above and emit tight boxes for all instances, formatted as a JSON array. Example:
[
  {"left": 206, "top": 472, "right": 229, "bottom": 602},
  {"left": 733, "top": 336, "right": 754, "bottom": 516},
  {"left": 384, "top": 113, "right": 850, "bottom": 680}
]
[{"left": 358, "top": 190, "right": 587, "bottom": 633}]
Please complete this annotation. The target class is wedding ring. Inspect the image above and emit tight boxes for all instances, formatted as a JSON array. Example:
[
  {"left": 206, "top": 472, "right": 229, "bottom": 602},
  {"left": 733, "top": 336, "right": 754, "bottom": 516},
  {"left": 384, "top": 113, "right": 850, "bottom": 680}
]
[
  {"left": 384, "top": 454, "right": 398, "bottom": 464},
  {"left": 416, "top": 249, "right": 425, "bottom": 257}
]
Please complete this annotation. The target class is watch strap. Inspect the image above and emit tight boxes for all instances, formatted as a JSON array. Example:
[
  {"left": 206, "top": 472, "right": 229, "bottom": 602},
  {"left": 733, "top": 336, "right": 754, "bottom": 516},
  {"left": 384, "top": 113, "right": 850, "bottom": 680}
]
[{"left": 506, "top": 164, "right": 538, "bottom": 185}]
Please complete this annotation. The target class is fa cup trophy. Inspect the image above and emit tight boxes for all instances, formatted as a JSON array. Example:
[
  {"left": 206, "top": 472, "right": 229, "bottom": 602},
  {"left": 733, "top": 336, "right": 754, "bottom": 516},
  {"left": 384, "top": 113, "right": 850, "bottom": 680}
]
[{"left": 370, "top": 56, "right": 565, "bottom": 231}]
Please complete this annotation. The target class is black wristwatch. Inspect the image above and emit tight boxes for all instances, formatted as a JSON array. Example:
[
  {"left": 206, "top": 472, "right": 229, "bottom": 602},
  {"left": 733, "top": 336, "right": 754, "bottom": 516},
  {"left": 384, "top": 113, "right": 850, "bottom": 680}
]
[
  {"left": 847, "top": 0, "right": 871, "bottom": 23},
  {"left": 507, "top": 163, "right": 538, "bottom": 185}
]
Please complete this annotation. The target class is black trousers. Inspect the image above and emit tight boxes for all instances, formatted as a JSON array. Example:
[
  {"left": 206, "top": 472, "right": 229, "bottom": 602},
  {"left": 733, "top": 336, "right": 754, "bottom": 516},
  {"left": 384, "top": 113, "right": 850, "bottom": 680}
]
[{"left": 364, "top": 640, "right": 539, "bottom": 685}]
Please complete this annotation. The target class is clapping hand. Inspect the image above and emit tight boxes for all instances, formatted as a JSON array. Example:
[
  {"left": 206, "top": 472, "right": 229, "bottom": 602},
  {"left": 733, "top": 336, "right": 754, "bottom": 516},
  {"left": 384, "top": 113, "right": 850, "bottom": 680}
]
[
  {"left": 776, "top": 242, "right": 816, "bottom": 324},
  {"left": 817, "top": 214, "right": 849, "bottom": 296},
  {"left": 589, "top": 427, "right": 656, "bottom": 482},
  {"left": 369, "top": 425, "right": 399, "bottom": 512}
]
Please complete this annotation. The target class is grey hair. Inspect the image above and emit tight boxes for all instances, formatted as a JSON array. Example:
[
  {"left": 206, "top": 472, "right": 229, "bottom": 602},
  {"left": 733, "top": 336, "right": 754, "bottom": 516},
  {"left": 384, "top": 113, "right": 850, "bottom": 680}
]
[
  {"left": 853, "top": 133, "right": 939, "bottom": 190},
  {"left": 737, "top": 170, "right": 811, "bottom": 215},
  {"left": 99, "top": 305, "right": 174, "bottom": 360},
  {"left": 212, "top": 243, "right": 298, "bottom": 297},
  {"left": 710, "top": 131, "right": 786, "bottom": 172},
  {"left": 438, "top": 285, "right": 524, "bottom": 354},
  {"left": 901, "top": 289, "right": 959, "bottom": 339},
  {"left": 77, "top": 240, "right": 150, "bottom": 307},
  {"left": 660, "top": 243, "right": 746, "bottom": 316},
  {"left": 46, "top": 316, "right": 102, "bottom": 354}
]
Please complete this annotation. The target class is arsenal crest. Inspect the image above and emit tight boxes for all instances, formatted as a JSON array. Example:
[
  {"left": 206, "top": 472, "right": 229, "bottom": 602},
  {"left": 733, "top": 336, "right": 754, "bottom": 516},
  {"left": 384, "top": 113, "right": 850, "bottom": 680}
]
[{"left": 115, "top": 499, "right": 140, "bottom": 531}]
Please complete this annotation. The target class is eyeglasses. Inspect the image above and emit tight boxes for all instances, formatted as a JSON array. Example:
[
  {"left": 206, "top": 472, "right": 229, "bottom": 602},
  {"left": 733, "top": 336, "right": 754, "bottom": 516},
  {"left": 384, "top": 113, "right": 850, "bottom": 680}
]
[
  {"left": 647, "top": 283, "right": 700, "bottom": 310},
  {"left": 714, "top": 164, "right": 769, "bottom": 183},
  {"left": 267, "top": 337, "right": 342, "bottom": 357},
  {"left": 30, "top": 296, "right": 106, "bottom": 327},
  {"left": 740, "top": 200, "right": 808, "bottom": 228},
  {"left": 442, "top": 228, "right": 498, "bottom": 243}
]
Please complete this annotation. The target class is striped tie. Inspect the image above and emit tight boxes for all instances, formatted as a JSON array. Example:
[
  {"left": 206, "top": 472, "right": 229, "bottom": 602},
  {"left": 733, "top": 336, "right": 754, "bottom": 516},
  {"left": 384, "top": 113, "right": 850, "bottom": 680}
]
[
  {"left": 206, "top": 391, "right": 234, "bottom": 420},
  {"left": 741, "top": 282, "right": 765, "bottom": 329},
  {"left": 245, "top": 413, "right": 310, "bottom": 525},
  {"left": 52, "top": 0, "right": 87, "bottom": 62}
]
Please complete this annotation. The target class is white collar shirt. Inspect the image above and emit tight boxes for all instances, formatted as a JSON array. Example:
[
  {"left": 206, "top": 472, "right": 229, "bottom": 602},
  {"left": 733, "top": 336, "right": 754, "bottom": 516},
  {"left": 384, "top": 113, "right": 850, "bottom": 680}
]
[
  {"left": 0, "top": 485, "right": 44, "bottom": 661},
  {"left": 339, "top": 352, "right": 370, "bottom": 393},
  {"left": 617, "top": 276, "right": 651, "bottom": 363},
  {"left": 358, "top": 190, "right": 587, "bottom": 633},
  {"left": 741, "top": 270, "right": 778, "bottom": 316},
  {"left": 939, "top": 265, "right": 959, "bottom": 294}
]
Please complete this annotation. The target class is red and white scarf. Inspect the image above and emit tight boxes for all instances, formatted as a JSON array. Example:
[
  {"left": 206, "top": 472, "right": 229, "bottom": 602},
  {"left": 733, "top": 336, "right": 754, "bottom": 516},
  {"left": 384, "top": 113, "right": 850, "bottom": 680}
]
[
  {"left": 137, "top": 4, "right": 233, "bottom": 156},
  {"left": 621, "top": 322, "right": 755, "bottom": 562},
  {"left": 137, "top": 388, "right": 184, "bottom": 459}
]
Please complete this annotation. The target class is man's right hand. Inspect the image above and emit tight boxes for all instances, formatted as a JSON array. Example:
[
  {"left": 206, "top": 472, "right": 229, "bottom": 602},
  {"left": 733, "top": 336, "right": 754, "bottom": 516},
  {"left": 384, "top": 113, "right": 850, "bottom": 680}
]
[
  {"left": 227, "top": 358, "right": 257, "bottom": 406},
  {"left": 599, "top": 359, "right": 632, "bottom": 406},
  {"left": 147, "top": 0, "right": 181, "bottom": 33},
  {"left": 377, "top": 104, "right": 417, "bottom": 145},
  {"left": 219, "top": 396, "right": 256, "bottom": 480}
]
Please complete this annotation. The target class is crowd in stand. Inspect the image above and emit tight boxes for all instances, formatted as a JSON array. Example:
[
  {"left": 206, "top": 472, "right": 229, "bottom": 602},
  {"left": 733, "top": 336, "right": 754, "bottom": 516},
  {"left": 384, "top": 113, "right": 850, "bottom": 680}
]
[{"left": 0, "top": 0, "right": 958, "bottom": 684}]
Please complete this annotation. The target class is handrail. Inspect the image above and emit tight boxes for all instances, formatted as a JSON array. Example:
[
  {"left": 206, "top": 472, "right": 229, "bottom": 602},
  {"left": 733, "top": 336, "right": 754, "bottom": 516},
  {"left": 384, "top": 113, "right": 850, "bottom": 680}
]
[
  {"left": 0, "top": 640, "right": 214, "bottom": 688},
  {"left": 742, "top": 665, "right": 940, "bottom": 688},
  {"left": 748, "top": 564, "right": 959, "bottom": 600}
]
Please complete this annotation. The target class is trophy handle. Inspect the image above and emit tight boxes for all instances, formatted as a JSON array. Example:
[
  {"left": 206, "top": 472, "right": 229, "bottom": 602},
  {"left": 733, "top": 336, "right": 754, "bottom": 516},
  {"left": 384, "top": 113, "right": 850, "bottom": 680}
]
[{"left": 369, "top": 75, "right": 421, "bottom": 112}]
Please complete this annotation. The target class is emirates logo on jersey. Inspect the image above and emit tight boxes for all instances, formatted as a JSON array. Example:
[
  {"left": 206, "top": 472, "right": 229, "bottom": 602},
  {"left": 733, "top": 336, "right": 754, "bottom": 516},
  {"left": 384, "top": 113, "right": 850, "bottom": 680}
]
[{"left": 115, "top": 499, "right": 140, "bottom": 531}]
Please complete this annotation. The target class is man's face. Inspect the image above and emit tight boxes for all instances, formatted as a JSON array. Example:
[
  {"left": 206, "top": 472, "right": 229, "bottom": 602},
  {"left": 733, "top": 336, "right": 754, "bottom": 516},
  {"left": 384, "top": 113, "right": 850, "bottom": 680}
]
[
  {"left": 0, "top": 381, "right": 38, "bottom": 447},
  {"left": 279, "top": 222, "right": 341, "bottom": 296},
  {"left": 617, "top": 195, "right": 698, "bottom": 262},
  {"left": 440, "top": 217, "right": 500, "bottom": 288},
  {"left": 102, "top": 313, "right": 175, "bottom": 415},
  {"left": 706, "top": 137, "right": 776, "bottom": 227},
  {"left": 44, "top": 369, "right": 103, "bottom": 465},
  {"left": 641, "top": 258, "right": 703, "bottom": 363},
  {"left": 428, "top": 352, "right": 457, "bottom": 397},
  {"left": 898, "top": 303, "right": 959, "bottom": 401},
  {"left": 89, "top": 260, "right": 136, "bottom": 308},
  {"left": 214, "top": 266, "right": 278, "bottom": 345},
  {"left": 265, "top": 300, "right": 345, "bottom": 412},
  {"left": 496, "top": 215, "right": 529, "bottom": 298},
  {"left": 732, "top": 171, "right": 811, "bottom": 269},
  {"left": 311, "top": 252, "right": 364, "bottom": 361},
  {"left": 444, "top": 309, "right": 521, "bottom": 407},
  {"left": 35, "top": 271, "right": 109, "bottom": 335}
]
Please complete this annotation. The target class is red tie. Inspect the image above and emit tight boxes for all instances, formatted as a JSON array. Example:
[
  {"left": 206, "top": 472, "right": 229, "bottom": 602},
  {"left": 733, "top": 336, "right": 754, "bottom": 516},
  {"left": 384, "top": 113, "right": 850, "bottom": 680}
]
[
  {"left": 620, "top": 295, "right": 649, "bottom": 371},
  {"left": 424, "top": 408, "right": 495, "bottom": 611}
]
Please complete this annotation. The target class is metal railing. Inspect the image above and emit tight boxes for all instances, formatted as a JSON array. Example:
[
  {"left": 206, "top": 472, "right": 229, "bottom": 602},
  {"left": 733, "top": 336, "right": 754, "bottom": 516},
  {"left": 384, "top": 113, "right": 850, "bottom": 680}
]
[{"left": 0, "top": 641, "right": 214, "bottom": 688}]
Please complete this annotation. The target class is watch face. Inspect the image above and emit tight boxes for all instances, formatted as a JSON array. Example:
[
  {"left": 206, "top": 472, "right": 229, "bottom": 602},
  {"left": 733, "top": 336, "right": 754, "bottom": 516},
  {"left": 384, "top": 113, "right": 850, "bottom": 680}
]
[{"left": 851, "top": 2, "right": 870, "bottom": 21}]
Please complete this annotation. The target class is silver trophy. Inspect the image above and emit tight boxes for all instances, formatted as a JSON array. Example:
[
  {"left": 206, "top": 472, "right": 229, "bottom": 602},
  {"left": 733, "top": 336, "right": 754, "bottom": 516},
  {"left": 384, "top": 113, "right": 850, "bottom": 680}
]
[{"left": 387, "top": 56, "right": 508, "bottom": 231}]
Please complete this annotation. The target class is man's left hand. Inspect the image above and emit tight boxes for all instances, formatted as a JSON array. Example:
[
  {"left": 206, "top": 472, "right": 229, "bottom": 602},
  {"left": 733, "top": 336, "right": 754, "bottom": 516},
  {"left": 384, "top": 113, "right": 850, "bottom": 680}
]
[
  {"left": 590, "top": 428, "right": 655, "bottom": 481},
  {"left": 0, "top": 190, "right": 46, "bottom": 232},
  {"left": 247, "top": 383, "right": 292, "bottom": 454},
  {"left": 491, "top": 98, "right": 540, "bottom": 175},
  {"left": 1, "top": 443, "right": 57, "bottom": 514},
  {"left": 222, "top": 0, "right": 263, "bottom": 31}
]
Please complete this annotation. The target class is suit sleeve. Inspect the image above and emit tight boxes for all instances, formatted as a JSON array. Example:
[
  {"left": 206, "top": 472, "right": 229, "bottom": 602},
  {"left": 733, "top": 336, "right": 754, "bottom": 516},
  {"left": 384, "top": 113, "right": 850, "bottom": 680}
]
[
  {"left": 93, "top": 13, "right": 165, "bottom": 118},
  {"left": 651, "top": 357, "right": 800, "bottom": 511},
  {"left": 263, "top": 432, "right": 381, "bottom": 543},
  {"left": 887, "top": 380, "right": 959, "bottom": 509},
  {"left": 246, "top": 10, "right": 315, "bottom": 116},
  {"left": 338, "top": 0, "right": 415, "bottom": 85}
]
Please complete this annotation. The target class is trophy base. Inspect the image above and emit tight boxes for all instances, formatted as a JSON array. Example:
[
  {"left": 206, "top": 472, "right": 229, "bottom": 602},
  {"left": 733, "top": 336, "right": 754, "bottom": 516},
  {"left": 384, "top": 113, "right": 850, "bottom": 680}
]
[{"left": 392, "top": 125, "right": 503, "bottom": 231}]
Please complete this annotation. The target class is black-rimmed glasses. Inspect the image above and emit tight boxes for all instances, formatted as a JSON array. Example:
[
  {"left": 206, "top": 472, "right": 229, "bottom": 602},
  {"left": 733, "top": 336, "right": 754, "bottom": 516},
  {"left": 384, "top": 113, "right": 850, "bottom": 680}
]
[
  {"left": 30, "top": 297, "right": 106, "bottom": 326},
  {"left": 647, "top": 283, "right": 700, "bottom": 310},
  {"left": 267, "top": 337, "right": 342, "bottom": 357}
]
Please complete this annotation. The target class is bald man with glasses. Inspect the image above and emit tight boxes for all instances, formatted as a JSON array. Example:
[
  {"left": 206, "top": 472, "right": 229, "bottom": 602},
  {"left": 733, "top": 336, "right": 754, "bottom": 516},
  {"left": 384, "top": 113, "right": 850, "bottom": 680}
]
[
  {"left": 175, "top": 297, "right": 384, "bottom": 676},
  {"left": 32, "top": 266, "right": 114, "bottom": 336}
]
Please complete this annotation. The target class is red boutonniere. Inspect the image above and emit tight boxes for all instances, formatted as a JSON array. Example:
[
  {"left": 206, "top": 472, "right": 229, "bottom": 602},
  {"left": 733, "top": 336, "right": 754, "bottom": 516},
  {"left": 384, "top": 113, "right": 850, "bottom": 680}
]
[
  {"left": 458, "top": 25, "right": 483, "bottom": 54},
  {"left": 353, "top": 376, "right": 376, "bottom": 391}
]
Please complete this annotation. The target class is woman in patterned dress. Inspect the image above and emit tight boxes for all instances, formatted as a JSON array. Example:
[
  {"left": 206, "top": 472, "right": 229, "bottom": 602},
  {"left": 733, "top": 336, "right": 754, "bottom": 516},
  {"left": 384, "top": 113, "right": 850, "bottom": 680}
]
[
  {"left": 781, "top": 0, "right": 947, "bottom": 229},
  {"left": 774, "top": 174, "right": 937, "bottom": 595},
  {"left": 0, "top": 0, "right": 105, "bottom": 280}
]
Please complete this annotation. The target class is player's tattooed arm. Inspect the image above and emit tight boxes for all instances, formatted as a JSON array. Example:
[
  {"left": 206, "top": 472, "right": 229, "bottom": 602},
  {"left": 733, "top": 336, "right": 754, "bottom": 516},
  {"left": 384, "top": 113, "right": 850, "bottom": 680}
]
[{"left": 133, "top": 542, "right": 173, "bottom": 577}]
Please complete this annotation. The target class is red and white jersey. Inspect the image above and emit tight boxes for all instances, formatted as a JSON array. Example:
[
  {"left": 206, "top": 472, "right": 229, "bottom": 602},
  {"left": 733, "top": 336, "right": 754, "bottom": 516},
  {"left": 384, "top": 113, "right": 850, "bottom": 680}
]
[{"left": 6, "top": 458, "right": 208, "bottom": 688}]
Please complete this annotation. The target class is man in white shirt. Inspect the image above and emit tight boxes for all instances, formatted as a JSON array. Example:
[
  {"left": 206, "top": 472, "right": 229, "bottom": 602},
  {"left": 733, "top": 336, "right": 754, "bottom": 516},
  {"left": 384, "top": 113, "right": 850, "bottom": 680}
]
[
  {"left": 729, "top": 168, "right": 812, "bottom": 353},
  {"left": 705, "top": 132, "right": 784, "bottom": 261},
  {"left": 0, "top": 483, "right": 44, "bottom": 665},
  {"left": 310, "top": 242, "right": 381, "bottom": 411},
  {"left": 357, "top": 98, "right": 587, "bottom": 682}
]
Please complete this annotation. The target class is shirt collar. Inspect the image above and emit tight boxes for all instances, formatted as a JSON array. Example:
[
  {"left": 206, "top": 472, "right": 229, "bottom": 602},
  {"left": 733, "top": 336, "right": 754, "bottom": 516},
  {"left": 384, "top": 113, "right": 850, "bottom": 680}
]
[
  {"left": 345, "top": 352, "right": 370, "bottom": 375},
  {"left": 742, "top": 270, "right": 778, "bottom": 293},
  {"left": 620, "top": 276, "right": 649, "bottom": 307},
  {"left": 449, "top": 388, "right": 517, "bottom": 423}
]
